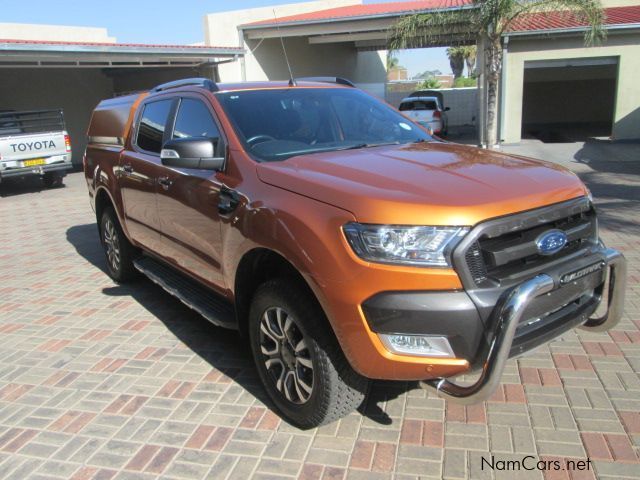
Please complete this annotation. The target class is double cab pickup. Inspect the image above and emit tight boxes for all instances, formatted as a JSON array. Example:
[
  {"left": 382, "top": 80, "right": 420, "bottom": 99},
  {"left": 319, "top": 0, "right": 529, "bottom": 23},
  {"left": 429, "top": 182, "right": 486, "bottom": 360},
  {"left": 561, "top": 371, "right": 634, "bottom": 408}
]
[{"left": 84, "top": 77, "right": 626, "bottom": 428}]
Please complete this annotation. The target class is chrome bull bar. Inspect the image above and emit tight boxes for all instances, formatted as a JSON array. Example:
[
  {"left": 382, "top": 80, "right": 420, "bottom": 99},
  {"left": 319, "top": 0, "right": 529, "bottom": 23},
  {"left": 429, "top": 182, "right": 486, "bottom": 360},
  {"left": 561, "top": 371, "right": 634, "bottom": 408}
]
[
  {"left": 580, "top": 248, "right": 627, "bottom": 332},
  {"left": 422, "top": 247, "right": 626, "bottom": 404}
]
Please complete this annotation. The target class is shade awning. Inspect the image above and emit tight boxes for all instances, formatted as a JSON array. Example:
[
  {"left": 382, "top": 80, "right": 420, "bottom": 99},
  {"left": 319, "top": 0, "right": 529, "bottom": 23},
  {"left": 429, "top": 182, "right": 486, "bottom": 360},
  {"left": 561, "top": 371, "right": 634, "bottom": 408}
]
[{"left": 0, "top": 39, "right": 244, "bottom": 68}]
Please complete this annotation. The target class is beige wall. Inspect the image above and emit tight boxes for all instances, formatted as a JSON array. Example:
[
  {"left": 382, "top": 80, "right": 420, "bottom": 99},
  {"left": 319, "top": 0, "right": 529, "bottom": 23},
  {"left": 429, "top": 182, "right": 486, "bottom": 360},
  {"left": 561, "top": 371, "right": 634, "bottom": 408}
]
[
  {"left": 601, "top": 0, "right": 640, "bottom": 6},
  {"left": 502, "top": 32, "right": 640, "bottom": 142},
  {"left": 240, "top": 36, "right": 386, "bottom": 94},
  {"left": 204, "top": 0, "right": 361, "bottom": 82},
  {"left": 0, "top": 23, "right": 115, "bottom": 42}
]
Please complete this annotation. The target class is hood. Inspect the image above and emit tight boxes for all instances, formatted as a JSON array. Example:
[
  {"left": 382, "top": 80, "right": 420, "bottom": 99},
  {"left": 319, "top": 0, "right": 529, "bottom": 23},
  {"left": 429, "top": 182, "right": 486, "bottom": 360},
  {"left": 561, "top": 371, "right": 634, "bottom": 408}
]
[{"left": 256, "top": 142, "right": 587, "bottom": 226}]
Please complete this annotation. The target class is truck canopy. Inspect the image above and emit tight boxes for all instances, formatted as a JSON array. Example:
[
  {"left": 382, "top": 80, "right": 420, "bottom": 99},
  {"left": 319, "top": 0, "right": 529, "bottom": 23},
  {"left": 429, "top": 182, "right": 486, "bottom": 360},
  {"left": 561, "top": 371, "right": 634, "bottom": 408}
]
[
  {"left": 87, "top": 93, "right": 147, "bottom": 146},
  {"left": 0, "top": 109, "right": 65, "bottom": 136}
]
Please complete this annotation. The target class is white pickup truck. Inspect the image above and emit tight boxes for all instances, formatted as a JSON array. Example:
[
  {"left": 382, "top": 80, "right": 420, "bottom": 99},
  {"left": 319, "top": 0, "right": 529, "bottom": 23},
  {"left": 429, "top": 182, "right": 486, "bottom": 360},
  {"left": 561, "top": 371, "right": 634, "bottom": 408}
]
[{"left": 0, "top": 109, "right": 72, "bottom": 187}]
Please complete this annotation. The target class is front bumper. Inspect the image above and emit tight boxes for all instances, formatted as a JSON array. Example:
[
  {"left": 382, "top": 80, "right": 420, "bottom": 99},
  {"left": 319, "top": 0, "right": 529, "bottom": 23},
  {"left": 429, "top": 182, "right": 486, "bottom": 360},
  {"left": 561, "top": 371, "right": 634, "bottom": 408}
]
[{"left": 418, "top": 247, "right": 626, "bottom": 404}]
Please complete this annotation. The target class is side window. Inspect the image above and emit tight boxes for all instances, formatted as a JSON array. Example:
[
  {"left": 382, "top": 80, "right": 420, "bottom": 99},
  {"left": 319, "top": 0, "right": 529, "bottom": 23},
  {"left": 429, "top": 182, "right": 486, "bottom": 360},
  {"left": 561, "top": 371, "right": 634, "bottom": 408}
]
[
  {"left": 136, "top": 100, "right": 173, "bottom": 154},
  {"left": 173, "top": 99, "right": 220, "bottom": 140}
]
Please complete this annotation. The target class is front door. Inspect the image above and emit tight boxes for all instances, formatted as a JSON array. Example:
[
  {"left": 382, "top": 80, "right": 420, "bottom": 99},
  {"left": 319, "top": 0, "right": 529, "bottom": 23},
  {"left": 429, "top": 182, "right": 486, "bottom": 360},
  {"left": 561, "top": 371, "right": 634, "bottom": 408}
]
[
  {"left": 155, "top": 95, "right": 227, "bottom": 290},
  {"left": 119, "top": 98, "right": 176, "bottom": 252}
]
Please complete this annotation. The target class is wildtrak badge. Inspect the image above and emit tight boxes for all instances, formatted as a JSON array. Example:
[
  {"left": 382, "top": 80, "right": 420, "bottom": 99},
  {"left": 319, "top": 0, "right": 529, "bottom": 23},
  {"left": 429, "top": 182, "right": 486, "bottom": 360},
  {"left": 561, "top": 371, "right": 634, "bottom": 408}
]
[
  {"left": 560, "top": 261, "right": 605, "bottom": 285},
  {"left": 10, "top": 140, "right": 57, "bottom": 152}
]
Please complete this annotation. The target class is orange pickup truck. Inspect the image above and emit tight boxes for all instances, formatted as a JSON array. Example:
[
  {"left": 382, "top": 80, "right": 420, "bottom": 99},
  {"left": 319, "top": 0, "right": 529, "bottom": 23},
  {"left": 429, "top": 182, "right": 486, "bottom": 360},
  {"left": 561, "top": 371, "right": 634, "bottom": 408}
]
[{"left": 84, "top": 77, "right": 626, "bottom": 428}]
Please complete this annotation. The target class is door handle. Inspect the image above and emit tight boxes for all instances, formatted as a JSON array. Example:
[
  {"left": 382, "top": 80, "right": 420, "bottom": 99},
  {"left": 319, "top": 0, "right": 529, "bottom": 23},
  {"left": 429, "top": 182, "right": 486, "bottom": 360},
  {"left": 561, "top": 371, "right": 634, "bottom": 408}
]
[
  {"left": 158, "top": 176, "right": 172, "bottom": 190},
  {"left": 122, "top": 164, "right": 133, "bottom": 174},
  {"left": 218, "top": 186, "right": 240, "bottom": 215}
]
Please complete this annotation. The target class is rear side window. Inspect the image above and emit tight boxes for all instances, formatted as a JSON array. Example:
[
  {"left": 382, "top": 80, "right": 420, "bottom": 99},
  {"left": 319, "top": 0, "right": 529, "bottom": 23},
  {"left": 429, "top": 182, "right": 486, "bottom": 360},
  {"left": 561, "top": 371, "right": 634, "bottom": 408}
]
[
  {"left": 173, "top": 99, "right": 220, "bottom": 140},
  {"left": 136, "top": 100, "right": 173, "bottom": 153}
]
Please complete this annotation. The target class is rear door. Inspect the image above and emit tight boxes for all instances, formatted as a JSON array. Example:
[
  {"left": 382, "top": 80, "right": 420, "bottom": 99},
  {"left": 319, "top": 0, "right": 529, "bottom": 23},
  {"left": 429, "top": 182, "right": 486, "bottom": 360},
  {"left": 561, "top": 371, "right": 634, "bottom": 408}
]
[
  {"left": 154, "top": 94, "right": 227, "bottom": 289},
  {"left": 119, "top": 97, "right": 176, "bottom": 252}
]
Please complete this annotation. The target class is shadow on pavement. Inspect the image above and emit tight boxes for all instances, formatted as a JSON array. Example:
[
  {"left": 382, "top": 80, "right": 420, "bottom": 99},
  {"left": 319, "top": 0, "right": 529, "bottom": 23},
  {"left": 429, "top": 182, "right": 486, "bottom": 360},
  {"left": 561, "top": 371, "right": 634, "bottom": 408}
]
[
  {"left": 574, "top": 138, "right": 640, "bottom": 175},
  {"left": 0, "top": 175, "right": 65, "bottom": 197},
  {"left": 574, "top": 139, "right": 640, "bottom": 234},
  {"left": 66, "top": 223, "right": 416, "bottom": 428}
]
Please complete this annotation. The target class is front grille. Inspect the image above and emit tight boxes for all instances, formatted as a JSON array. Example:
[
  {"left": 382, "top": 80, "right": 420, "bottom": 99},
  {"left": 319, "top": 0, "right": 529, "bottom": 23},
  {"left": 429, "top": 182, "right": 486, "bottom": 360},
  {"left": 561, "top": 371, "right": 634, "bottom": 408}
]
[
  {"left": 465, "top": 242, "right": 488, "bottom": 284},
  {"left": 457, "top": 198, "right": 597, "bottom": 289}
]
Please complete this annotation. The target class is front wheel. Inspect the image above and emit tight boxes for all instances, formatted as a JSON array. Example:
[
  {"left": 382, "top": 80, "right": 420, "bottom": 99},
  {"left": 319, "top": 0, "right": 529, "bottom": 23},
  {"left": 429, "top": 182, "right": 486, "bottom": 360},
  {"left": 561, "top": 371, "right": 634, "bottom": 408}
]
[
  {"left": 100, "top": 207, "right": 138, "bottom": 283},
  {"left": 249, "top": 279, "right": 369, "bottom": 429}
]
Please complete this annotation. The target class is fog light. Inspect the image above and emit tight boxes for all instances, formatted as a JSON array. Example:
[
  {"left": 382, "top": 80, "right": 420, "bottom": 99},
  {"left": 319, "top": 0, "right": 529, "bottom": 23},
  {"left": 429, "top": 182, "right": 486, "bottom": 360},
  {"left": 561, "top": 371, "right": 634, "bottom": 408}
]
[{"left": 379, "top": 334, "right": 455, "bottom": 358}]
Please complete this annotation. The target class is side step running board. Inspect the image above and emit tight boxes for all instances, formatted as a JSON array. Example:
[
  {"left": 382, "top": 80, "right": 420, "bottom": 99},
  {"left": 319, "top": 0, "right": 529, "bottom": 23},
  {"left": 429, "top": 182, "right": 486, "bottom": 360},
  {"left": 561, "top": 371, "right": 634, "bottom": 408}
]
[{"left": 134, "top": 256, "right": 237, "bottom": 330}]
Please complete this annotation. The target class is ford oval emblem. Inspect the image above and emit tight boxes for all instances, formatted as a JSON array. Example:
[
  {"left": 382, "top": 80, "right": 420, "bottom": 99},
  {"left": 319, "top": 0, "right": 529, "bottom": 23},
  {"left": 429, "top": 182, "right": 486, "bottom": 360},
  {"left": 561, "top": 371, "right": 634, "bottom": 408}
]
[{"left": 536, "top": 229, "right": 568, "bottom": 256}]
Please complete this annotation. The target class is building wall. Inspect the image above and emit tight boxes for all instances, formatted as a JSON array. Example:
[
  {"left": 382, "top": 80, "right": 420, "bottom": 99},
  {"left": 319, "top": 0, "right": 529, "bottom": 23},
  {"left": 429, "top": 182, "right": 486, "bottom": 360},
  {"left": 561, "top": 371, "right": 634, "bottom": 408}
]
[
  {"left": 601, "top": 0, "right": 640, "bottom": 6},
  {"left": 503, "top": 32, "right": 640, "bottom": 142},
  {"left": 0, "top": 23, "right": 115, "bottom": 42},
  {"left": 387, "top": 87, "right": 478, "bottom": 126},
  {"left": 204, "top": 0, "right": 361, "bottom": 82},
  {"left": 0, "top": 69, "right": 114, "bottom": 165},
  {"left": 110, "top": 68, "right": 204, "bottom": 94},
  {"left": 240, "top": 36, "right": 386, "bottom": 90}
]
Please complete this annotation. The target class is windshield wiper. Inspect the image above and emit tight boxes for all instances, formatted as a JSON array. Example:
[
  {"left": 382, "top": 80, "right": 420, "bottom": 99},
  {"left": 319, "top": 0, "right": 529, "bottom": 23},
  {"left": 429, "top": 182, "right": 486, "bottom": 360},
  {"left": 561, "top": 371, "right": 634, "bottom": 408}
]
[{"left": 337, "top": 141, "right": 400, "bottom": 151}]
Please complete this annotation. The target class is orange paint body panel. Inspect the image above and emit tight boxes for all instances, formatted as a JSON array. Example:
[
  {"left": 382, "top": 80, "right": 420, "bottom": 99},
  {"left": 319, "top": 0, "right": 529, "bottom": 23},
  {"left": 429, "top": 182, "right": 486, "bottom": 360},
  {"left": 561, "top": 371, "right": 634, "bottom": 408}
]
[{"left": 84, "top": 82, "right": 591, "bottom": 382}]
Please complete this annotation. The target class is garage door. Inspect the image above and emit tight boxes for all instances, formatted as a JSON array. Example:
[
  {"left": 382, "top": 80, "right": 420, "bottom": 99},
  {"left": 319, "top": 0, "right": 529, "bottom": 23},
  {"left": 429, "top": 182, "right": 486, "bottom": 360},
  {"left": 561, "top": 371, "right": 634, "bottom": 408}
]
[{"left": 521, "top": 57, "right": 618, "bottom": 142}]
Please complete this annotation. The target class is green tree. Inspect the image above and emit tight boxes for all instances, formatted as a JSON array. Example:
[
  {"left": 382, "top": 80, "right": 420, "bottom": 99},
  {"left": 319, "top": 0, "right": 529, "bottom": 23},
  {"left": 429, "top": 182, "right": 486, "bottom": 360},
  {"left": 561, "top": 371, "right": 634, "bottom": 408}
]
[
  {"left": 419, "top": 77, "right": 442, "bottom": 89},
  {"left": 386, "top": 54, "right": 400, "bottom": 71},
  {"left": 453, "top": 77, "right": 478, "bottom": 87},
  {"left": 390, "top": 0, "right": 604, "bottom": 147},
  {"left": 413, "top": 69, "right": 442, "bottom": 79}
]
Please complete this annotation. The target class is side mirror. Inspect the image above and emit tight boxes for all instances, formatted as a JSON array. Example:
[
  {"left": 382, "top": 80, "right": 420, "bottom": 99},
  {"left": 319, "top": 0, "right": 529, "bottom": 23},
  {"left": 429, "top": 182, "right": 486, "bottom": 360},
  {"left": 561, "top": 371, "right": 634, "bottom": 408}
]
[
  {"left": 161, "top": 137, "right": 224, "bottom": 170},
  {"left": 444, "top": 107, "right": 451, "bottom": 112}
]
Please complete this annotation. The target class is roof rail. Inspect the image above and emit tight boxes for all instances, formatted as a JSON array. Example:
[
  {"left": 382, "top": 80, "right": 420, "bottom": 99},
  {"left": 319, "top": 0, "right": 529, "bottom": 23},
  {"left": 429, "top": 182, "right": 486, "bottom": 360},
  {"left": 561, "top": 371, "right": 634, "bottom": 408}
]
[
  {"left": 295, "top": 76, "right": 355, "bottom": 87},
  {"left": 152, "top": 77, "right": 218, "bottom": 93}
]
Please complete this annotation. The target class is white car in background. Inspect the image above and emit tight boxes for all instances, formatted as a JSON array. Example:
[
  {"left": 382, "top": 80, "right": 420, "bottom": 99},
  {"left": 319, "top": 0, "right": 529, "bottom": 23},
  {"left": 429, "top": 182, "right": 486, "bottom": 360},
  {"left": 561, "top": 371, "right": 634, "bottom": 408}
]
[{"left": 399, "top": 96, "right": 449, "bottom": 136}]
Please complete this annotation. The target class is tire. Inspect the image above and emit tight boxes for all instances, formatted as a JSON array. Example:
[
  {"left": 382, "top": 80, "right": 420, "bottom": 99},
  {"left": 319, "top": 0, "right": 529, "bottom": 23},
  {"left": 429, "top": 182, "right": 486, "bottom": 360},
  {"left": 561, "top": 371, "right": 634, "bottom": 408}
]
[
  {"left": 43, "top": 173, "right": 64, "bottom": 188},
  {"left": 99, "top": 206, "right": 138, "bottom": 283},
  {"left": 249, "top": 279, "right": 369, "bottom": 429}
]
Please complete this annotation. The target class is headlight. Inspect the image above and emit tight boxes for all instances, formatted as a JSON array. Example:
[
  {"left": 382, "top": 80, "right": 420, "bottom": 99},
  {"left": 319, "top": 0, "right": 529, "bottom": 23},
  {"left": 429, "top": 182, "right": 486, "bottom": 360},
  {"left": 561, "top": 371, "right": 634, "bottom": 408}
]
[{"left": 343, "top": 223, "right": 468, "bottom": 267}]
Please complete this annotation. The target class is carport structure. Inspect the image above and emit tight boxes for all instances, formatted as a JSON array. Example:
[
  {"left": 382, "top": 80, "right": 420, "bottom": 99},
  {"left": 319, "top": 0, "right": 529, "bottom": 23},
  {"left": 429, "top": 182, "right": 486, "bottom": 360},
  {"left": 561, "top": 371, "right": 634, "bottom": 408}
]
[
  {"left": 225, "top": 0, "right": 640, "bottom": 144},
  {"left": 0, "top": 39, "right": 243, "bottom": 165}
]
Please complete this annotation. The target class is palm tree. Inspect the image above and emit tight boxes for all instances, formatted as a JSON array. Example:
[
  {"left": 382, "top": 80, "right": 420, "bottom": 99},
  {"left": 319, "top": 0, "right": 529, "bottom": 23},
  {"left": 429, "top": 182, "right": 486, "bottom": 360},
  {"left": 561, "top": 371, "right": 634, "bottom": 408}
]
[
  {"left": 461, "top": 45, "right": 477, "bottom": 77},
  {"left": 390, "top": 0, "right": 604, "bottom": 148},
  {"left": 386, "top": 54, "right": 400, "bottom": 71},
  {"left": 446, "top": 47, "right": 466, "bottom": 78}
]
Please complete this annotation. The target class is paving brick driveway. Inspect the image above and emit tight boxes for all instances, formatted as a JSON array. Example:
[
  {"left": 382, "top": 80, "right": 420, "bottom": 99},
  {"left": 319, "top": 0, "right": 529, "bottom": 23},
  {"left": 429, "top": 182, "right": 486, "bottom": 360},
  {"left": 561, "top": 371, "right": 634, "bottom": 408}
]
[{"left": 0, "top": 142, "right": 638, "bottom": 480}]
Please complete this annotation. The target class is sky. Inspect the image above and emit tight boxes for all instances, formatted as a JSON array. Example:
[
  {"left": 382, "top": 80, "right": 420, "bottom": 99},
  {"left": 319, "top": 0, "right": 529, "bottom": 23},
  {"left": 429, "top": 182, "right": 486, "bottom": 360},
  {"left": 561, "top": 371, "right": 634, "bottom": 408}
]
[{"left": 1, "top": 0, "right": 451, "bottom": 76}]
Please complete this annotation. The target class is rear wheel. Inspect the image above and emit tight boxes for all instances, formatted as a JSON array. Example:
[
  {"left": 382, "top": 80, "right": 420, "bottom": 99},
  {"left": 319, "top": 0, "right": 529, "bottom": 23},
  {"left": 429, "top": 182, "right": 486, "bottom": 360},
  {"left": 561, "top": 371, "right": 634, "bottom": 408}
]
[
  {"left": 249, "top": 279, "right": 369, "bottom": 429},
  {"left": 43, "top": 173, "right": 64, "bottom": 188},
  {"left": 100, "top": 207, "right": 138, "bottom": 283}
]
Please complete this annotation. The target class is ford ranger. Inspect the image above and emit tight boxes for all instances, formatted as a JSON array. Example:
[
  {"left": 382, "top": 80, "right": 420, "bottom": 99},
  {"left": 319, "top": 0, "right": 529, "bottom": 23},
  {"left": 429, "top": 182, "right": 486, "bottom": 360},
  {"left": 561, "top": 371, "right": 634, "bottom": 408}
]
[
  {"left": 0, "top": 109, "right": 72, "bottom": 187},
  {"left": 83, "top": 77, "right": 626, "bottom": 428}
]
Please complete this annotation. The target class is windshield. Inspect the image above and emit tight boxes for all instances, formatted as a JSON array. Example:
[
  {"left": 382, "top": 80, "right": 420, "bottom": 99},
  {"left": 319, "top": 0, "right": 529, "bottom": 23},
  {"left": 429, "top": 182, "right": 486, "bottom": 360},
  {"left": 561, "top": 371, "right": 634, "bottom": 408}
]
[{"left": 216, "top": 88, "right": 431, "bottom": 162}]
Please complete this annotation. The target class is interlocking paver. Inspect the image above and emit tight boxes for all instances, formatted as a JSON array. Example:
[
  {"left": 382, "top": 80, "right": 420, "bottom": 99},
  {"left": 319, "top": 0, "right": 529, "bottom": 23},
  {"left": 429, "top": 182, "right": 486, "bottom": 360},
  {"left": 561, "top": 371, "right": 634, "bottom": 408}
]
[{"left": 1, "top": 141, "right": 639, "bottom": 479}]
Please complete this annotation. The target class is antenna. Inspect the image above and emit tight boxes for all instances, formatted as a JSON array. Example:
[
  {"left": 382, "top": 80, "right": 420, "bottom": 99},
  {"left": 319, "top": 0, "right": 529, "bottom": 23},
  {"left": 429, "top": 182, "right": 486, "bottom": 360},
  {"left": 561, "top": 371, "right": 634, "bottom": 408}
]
[{"left": 273, "top": 9, "right": 296, "bottom": 86}]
